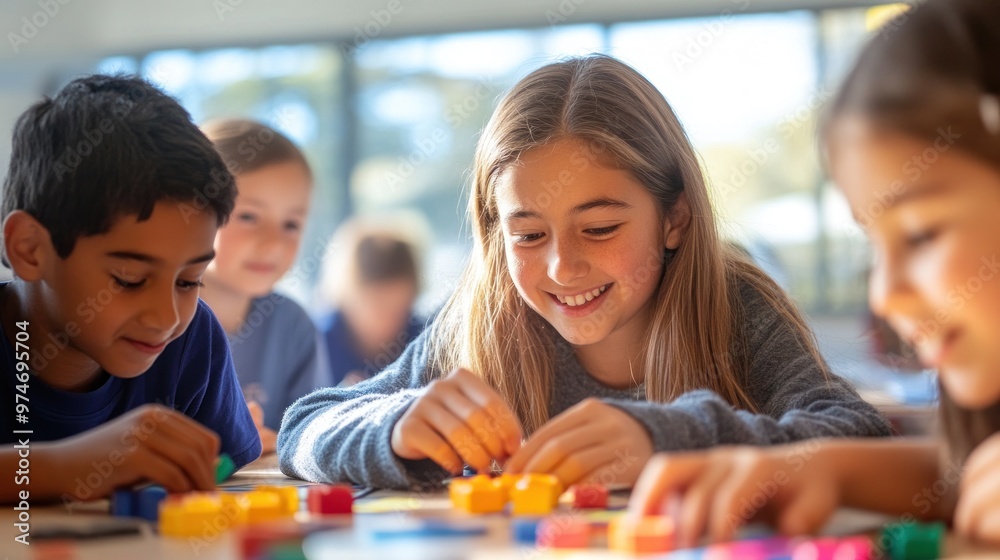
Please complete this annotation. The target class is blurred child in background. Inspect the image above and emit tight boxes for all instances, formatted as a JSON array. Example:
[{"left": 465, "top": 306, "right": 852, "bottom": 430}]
[
  {"left": 316, "top": 217, "right": 426, "bottom": 387},
  {"left": 201, "top": 119, "right": 331, "bottom": 453}
]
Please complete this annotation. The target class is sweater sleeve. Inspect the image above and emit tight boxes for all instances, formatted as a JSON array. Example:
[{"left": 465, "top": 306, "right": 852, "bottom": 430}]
[
  {"left": 605, "top": 282, "right": 893, "bottom": 452},
  {"left": 276, "top": 328, "right": 450, "bottom": 489}
]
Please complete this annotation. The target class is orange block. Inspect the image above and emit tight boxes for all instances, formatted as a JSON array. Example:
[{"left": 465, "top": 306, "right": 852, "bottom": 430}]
[
  {"left": 255, "top": 486, "right": 299, "bottom": 515},
  {"left": 159, "top": 493, "right": 223, "bottom": 538},
  {"left": 493, "top": 473, "right": 517, "bottom": 501},
  {"left": 450, "top": 475, "right": 505, "bottom": 514},
  {"left": 608, "top": 515, "right": 676, "bottom": 554},
  {"left": 244, "top": 489, "right": 288, "bottom": 524},
  {"left": 510, "top": 474, "right": 562, "bottom": 516}
]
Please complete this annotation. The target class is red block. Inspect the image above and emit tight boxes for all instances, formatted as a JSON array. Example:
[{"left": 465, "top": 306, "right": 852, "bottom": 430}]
[
  {"left": 537, "top": 516, "right": 590, "bottom": 549},
  {"left": 571, "top": 483, "right": 609, "bottom": 509},
  {"left": 307, "top": 485, "right": 353, "bottom": 515}
]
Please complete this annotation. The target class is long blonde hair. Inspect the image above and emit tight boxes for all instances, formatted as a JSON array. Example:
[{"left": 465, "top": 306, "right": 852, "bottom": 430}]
[{"left": 429, "top": 55, "right": 824, "bottom": 434}]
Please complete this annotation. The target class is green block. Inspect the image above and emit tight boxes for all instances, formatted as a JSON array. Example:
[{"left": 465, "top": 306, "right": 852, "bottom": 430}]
[
  {"left": 883, "top": 521, "right": 944, "bottom": 560},
  {"left": 215, "top": 453, "right": 236, "bottom": 484}
]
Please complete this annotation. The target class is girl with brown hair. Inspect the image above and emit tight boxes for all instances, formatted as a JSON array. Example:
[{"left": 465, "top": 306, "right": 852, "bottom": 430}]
[
  {"left": 278, "top": 55, "right": 888, "bottom": 490},
  {"left": 630, "top": 0, "right": 1000, "bottom": 546}
]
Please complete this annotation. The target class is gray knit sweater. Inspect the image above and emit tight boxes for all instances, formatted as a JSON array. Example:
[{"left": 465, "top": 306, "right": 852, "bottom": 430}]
[{"left": 277, "top": 282, "right": 891, "bottom": 489}]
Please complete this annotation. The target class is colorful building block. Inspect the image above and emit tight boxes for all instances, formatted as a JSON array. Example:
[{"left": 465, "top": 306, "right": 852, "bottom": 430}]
[
  {"left": 512, "top": 518, "right": 540, "bottom": 544},
  {"left": 608, "top": 515, "right": 675, "bottom": 555},
  {"left": 570, "top": 483, "right": 609, "bottom": 509},
  {"left": 159, "top": 494, "right": 224, "bottom": 537},
  {"left": 449, "top": 475, "right": 505, "bottom": 514},
  {"left": 368, "top": 519, "right": 488, "bottom": 541},
  {"left": 536, "top": 515, "right": 591, "bottom": 549},
  {"left": 883, "top": 522, "right": 942, "bottom": 560},
  {"left": 510, "top": 474, "right": 562, "bottom": 516},
  {"left": 307, "top": 484, "right": 353, "bottom": 515},
  {"left": 704, "top": 537, "right": 795, "bottom": 559},
  {"left": 244, "top": 489, "right": 289, "bottom": 524},
  {"left": 111, "top": 486, "right": 167, "bottom": 522},
  {"left": 255, "top": 486, "right": 299, "bottom": 515},
  {"left": 492, "top": 473, "right": 517, "bottom": 501},
  {"left": 216, "top": 453, "right": 236, "bottom": 484},
  {"left": 240, "top": 522, "right": 310, "bottom": 560},
  {"left": 792, "top": 536, "right": 873, "bottom": 560}
]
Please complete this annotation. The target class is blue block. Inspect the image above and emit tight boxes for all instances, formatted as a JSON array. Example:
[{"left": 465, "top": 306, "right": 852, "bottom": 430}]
[
  {"left": 369, "top": 520, "right": 488, "bottom": 541},
  {"left": 136, "top": 486, "right": 167, "bottom": 522},
  {"left": 111, "top": 489, "right": 134, "bottom": 517},
  {"left": 511, "top": 518, "right": 539, "bottom": 545}
]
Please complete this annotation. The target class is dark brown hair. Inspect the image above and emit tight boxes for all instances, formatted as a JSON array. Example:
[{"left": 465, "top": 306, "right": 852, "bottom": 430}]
[{"left": 822, "top": 0, "right": 1000, "bottom": 467}]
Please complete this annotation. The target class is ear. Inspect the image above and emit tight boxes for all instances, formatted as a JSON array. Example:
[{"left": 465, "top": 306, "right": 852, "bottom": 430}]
[
  {"left": 662, "top": 191, "right": 691, "bottom": 251},
  {"left": 3, "top": 210, "right": 54, "bottom": 282}
]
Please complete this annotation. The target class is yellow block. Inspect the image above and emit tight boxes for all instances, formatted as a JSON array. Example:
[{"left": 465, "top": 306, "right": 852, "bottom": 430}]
[
  {"left": 449, "top": 475, "right": 505, "bottom": 514},
  {"left": 510, "top": 474, "right": 562, "bottom": 516}
]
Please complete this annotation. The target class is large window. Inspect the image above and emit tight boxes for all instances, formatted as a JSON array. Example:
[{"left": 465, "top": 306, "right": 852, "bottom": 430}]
[{"left": 95, "top": 5, "right": 934, "bottom": 399}]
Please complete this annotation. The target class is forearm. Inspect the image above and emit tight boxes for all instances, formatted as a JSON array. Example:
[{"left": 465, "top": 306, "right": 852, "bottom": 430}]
[
  {"left": 1, "top": 444, "right": 69, "bottom": 504},
  {"left": 821, "top": 438, "right": 950, "bottom": 520}
]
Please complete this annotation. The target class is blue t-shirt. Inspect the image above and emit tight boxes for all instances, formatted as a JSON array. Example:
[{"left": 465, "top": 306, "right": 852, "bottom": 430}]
[
  {"left": 227, "top": 292, "right": 332, "bottom": 431},
  {"left": 318, "top": 309, "right": 425, "bottom": 386},
  {"left": 0, "top": 295, "right": 261, "bottom": 470}
]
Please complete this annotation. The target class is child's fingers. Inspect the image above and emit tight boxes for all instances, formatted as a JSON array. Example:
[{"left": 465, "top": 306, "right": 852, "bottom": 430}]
[
  {"left": 150, "top": 407, "right": 222, "bottom": 459},
  {"left": 961, "top": 435, "right": 1000, "bottom": 499},
  {"left": 965, "top": 506, "right": 1000, "bottom": 544},
  {"left": 518, "top": 424, "right": 597, "bottom": 476},
  {"left": 421, "top": 398, "right": 495, "bottom": 473},
  {"left": 406, "top": 420, "right": 463, "bottom": 474},
  {"left": 678, "top": 461, "right": 732, "bottom": 546},
  {"left": 133, "top": 448, "right": 198, "bottom": 494},
  {"left": 549, "top": 446, "right": 609, "bottom": 488},
  {"left": 775, "top": 482, "right": 837, "bottom": 536},
  {"left": 448, "top": 369, "right": 523, "bottom": 456},
  {"left": 435, "top": 384, "right": 508, "bottom": 461},
  {"left": 506, "top": 402, "right": 589, "bottom": 473},
  {"left": 145, "top": 418, "right": 220, "bottom": 490},
  {"left": 247, "top": 401, "right": 265, "bottom": 427},
  {"left": 956, "top": 469, "right": 1000, "bottom": 537},
  {"left": 629, "top": 453, "right": 708, "bottom": 516}
]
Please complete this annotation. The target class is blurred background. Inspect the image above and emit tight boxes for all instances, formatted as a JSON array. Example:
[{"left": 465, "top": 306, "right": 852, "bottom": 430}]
[{"left": 0, "top": 0, "right": 935, "bottom": 426}]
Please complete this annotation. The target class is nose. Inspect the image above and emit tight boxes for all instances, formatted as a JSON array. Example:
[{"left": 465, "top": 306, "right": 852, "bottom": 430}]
[
  {"left": 547, "top": 235, "right": 589, "bottom": 286},
  {"left": 867, "top": 251, "right": 914, "bottom": 320},
  {"left": 138, "top": 281, "right": 180, "bottom": 333},
  {"left": 257, "top": 223, "right": 286, "bottom": 259}
]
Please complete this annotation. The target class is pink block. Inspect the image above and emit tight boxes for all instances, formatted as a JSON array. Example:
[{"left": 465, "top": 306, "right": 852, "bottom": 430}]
[{"left": 537, "top": 516, "right": 591, "bottom": 549}]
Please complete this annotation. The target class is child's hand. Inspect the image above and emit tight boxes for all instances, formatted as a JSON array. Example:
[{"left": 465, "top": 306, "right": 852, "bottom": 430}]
[
  {"left": 956, "top": 433, "right": 1000, "bottom": 543},
  {"left": 629, "top": 447, "right": 839, "bottom": 547},
  {"left": 247, "top": 401, "right": 277, "bottom": 455},
  {"left": 390, "top": 368, "right": 523, "bottom": 474},
  {"left": 505, "top": 398, "right": 653, "bottom": 489},
  {"left": 56, "top": 404, "right": 220, "bottom": 500}
]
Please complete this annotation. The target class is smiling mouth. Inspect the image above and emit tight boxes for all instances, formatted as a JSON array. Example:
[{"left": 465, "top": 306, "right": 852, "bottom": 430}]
[{"left": 552, "top": 284, "right": 611, "bottom": 307}]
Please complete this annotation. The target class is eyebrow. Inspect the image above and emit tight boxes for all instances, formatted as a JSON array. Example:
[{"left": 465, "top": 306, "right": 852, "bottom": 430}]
[
  {"left": 852, "top": 183, "right": 947, "bottom": 222},
  {"left": 106, "top": 251, "right": 216, "bottom": 266},
  {"left": 239, "top": 197, "right": 308, "bottom": 216},
  {"left": 505, "top": 197, "right": 632, "bottom": 221}
]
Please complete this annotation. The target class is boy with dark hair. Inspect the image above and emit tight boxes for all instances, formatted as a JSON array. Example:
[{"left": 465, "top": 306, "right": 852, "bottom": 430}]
[{"left": 0, "top": 74, "right": 261, "bottom": 504}]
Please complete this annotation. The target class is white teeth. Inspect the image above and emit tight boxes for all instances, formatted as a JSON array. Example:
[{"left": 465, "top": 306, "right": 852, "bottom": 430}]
[{"left": 558, "top": 284, "right": 609, "bottom": 306}]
